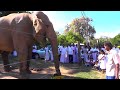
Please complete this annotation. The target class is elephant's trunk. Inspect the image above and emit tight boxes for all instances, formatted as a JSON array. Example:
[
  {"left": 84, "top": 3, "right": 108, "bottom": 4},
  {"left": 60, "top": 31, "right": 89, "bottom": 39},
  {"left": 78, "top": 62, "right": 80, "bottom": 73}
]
[
  {"left": 50, "top": 36, "right": 61, "bottom": 75},
  {"left": 46, "top": 24, "right": 61, "bottom": 76}
]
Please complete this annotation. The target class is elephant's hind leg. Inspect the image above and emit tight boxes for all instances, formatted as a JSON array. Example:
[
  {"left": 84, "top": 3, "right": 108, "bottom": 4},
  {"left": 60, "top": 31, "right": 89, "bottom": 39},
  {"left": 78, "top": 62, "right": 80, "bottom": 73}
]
[
  {"left": 26, "top": 47, "right": 32, "bottom": 74},
  {"left": 1, "top": 51, "right": 11, "bottom": 72}
]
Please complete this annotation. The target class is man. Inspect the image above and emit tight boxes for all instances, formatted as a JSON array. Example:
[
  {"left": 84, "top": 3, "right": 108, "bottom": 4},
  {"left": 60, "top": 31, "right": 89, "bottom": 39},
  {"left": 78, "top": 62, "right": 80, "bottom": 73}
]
[
  {"left": 104, "top": 42, "right": 119, "bottom": 79},
  {"left": 68, "top": 45, "right": 73, "bottom": 63}
]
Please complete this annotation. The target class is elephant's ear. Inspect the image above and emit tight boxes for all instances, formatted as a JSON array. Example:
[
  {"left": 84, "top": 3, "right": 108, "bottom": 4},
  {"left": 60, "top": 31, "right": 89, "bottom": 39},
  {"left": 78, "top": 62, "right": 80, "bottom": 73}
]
[{"left": 32, "top": 18, "right": 42, "bottom": 37}]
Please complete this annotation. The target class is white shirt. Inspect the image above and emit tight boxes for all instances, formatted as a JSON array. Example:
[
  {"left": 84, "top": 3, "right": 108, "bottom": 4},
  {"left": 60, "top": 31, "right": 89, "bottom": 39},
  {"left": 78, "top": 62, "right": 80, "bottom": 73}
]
[
  {"left": 90, "top": 48, "right": 94, "bottom": 52},
  {"left": 82, "top": 48, "right": 88, "bottom": 54},
  {"left": 68, "top": 46, "right": 73, "bottom": 55},
  {"left": 13, "top": 51, "right": 17, "bottom": 56},
  {"left": 106, "top": 49, "right": 119, "bottom": 76},
  {"left": 61, "top": 47, "right": 67, "bottom": 55},
  {"left": 59, "top": 46, "right": 63, "bottom": 52},
  {"left": 98, "top": 54, "right": 106, "bottom": 69},
  {"left": 32, "top": 49, "right": 37, "bottom": 53}
]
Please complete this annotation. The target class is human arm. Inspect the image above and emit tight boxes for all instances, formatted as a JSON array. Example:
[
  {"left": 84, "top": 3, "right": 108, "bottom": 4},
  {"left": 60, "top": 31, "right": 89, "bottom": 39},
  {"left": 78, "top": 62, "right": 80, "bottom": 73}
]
[{"left": 113, "top": 52, "right": 120, "bottom": 79}]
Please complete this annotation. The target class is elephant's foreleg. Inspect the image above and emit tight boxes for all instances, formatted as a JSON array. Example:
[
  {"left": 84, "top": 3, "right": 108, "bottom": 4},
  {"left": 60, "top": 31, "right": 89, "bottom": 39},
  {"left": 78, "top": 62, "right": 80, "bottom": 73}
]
[
  {"left": 1, "top": 51, "right": 11, "bottom": 72},
  {"left": 18, "top": 51, "right": 30, "bottom": 79}
]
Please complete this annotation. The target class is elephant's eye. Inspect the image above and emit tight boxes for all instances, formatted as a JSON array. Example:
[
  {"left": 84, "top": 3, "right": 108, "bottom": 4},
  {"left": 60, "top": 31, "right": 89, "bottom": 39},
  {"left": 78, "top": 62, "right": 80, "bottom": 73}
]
[{"left": 46, "top": 25, "right": 49, "bottom": 28}]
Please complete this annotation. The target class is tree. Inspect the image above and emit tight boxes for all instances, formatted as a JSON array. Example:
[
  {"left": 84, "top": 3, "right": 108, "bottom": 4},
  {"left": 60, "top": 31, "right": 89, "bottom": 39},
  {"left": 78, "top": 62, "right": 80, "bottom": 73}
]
[
  {"left": 57, "top": 31, "right": 83, "bottom": 46},
  {"left": 65, "top": 31, "right": 83, "bottom": 44},
  {"left": 65, "top": 17, "right": 96, "bottom": 40},
  {"left": 57, "top": 34, "right": 67, "bottom": 46},
  {"left": 111, "top": 33, "right": 120, "bottom": 45},
  {"left": 56, "top": 31, "right": 60, "bottom": 36},
  {"left": 64, "top": 17, "right": 96, "bottom": 66}
]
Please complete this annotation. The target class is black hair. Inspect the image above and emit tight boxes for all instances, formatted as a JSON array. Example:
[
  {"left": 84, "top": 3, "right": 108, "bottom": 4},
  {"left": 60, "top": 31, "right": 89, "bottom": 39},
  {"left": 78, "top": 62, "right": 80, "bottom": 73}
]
[
  {"left": 104, "top": 41, "right": 113, "bottom": 49},
  {"left": 100, "top": 50, "right": 105, "bottom": 54}
]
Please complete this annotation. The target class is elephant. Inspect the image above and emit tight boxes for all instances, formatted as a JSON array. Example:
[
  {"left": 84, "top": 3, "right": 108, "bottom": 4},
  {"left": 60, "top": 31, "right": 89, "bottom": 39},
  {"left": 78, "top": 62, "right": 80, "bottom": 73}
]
[
  {"left": 32, "top": 11, "right": 61, "bottom": 76},
  {"left": 0, "top": 12, "right": 61, "bottom": 78}
]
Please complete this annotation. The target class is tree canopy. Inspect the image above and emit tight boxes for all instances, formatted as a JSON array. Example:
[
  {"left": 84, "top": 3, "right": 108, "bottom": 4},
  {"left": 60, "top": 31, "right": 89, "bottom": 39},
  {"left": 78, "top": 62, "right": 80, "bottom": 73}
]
[
  {"left": 57, "top": 31, "right": 83, "bottom": 46},
  {"left": 111, "top": 33, "right": 120, "bottom": 46},
  {"left": 64, "top": 17, "right": 96, "bottom": 39}
]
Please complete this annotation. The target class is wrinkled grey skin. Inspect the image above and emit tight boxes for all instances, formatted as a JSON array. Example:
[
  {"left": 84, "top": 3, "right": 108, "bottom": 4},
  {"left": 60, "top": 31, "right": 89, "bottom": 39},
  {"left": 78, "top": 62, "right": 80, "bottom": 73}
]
[
  {"left": 32, "top": 11, "right": 61, "bottom": 76},
  {"left": 0, "top": 13, "right": 47, "bottom": 78}
]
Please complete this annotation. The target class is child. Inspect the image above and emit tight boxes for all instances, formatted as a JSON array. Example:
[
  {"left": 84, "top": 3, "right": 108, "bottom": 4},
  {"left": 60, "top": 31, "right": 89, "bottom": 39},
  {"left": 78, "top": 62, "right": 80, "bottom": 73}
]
[
  {"left": 93, "top": 60, "right": 100, "bottom": 70},
  {"left": 81, "top": 50, "right": 84, "bottom": 64},
  {"left": 98, "top": 50, "right": 106, "bottom": 73}
]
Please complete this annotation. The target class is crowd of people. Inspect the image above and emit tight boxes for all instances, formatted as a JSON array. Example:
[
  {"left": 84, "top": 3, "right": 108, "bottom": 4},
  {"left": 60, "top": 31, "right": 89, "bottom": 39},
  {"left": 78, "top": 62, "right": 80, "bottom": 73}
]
[
  {"left": 44, "top": 42, "right": 120, "bottom": 79},
  {"left": 11, "top": 42, "right": 120, "bottom": 79}
]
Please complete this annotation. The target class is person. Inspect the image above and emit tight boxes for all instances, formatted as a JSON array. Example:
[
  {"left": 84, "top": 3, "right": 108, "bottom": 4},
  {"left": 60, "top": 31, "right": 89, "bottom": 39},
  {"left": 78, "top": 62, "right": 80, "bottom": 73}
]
[
  {"left": 104, "top": 41, "right": 119, "bottom": 79},
  {"left": 113, "top": 44, "right": 119, "bottom": 53},
  {"left": 49, "top": 48, "right": 54, "bottom": 61},
  {"left": 83, "top": 45, "right": 89, "bottom": 66},
  {"left": 75, "top": 44, "right": 79, "bottom": 63},
  {"left": 13, "top": 50, "right": 17, "bottom": 57},
  {"left": 98, "top": 50, "right": 106, "bottom": 73},
  {"left": 81, "top": 50, "right": 84, "bottom": 64},
  {"left": 92, "top": 46, "right": 98, "bottom": 64},
  {"left": 68, "top": 45, "right": 73, "bottom": 63},
  {"left": 60, "top": 45, "right": 67, "bottom": 63},
  {"left": 72, "top": 44, "right": 77, "bottom": 63},
  {"left": 93, "top": 60, "right": 100, "bottom": 71},
  {"left": 32, "top": 47, "right": 37, "bottom": 59},
  {"left": 45, "top": 46, "right": 50, "bottom": 62}
]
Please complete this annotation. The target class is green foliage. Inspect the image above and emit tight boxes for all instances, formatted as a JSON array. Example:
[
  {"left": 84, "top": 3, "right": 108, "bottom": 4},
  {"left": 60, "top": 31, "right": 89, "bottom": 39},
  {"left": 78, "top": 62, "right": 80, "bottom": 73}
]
[
  {"left": 97, "top": 36, "right": 112, "bottom": 47},
  {"left": 111, "top": 34, "right": 120, "bottom": 45},
  {"left": 57, "top": 34, "right": 68, "bottom": 46},
  {"left": 57, "top": 31, "right": 84, "bottom": 46},
  {"left": 90, "top": 39, "right": 97, "bottom": 47}
]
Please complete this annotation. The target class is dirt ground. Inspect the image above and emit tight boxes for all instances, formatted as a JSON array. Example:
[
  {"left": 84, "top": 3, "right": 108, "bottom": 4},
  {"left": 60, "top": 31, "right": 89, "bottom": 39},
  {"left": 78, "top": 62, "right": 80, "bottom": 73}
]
[
  {"left": 1, "top": 56, "right": 119, "bottom": 79},
  {"left": 0, "top": 56, "right": 82, "bottom": 79}
]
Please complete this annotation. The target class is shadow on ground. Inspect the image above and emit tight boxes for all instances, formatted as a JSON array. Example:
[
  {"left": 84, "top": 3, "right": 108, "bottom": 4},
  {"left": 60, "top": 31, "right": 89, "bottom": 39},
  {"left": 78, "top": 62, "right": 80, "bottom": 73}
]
[
  {"left": 0, "top": 55, "right": 94, "bottom": 79},
  {"left": 0, "top": 71, "right": 86, "bottom": 79}
]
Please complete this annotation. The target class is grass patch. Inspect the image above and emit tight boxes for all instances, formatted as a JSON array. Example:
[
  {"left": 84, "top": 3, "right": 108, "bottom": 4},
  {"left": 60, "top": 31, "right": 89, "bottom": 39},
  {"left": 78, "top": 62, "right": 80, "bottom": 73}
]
[
  {"left": 0, "top": 56, "right": 106, "bottom": 79},
  {"left": 73, "top": 65, "right": 106, "bottom": 79},
  {"left": 75, "top": 70, "right": 104, "bottom": 79},
  {"left": 60, "top": 64, "right": 106, "bottom": 79}
]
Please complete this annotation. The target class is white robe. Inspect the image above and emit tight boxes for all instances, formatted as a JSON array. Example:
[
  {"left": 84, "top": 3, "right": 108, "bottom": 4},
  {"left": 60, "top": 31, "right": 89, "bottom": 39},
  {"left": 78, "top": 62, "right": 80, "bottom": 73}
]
[
  {"left": 49, "top": 50, "right": 53, "bottom": 61},
  {"left": 68, "top": 46, "right": 73, "bottom": 55},
  {"left": 91, "top": 48, "right": 97, "bottom": 62},
  {"left": 60, "top": 47, "right": 67, "bottom": 63},
  {"left": 98, "top": 54, "right": 106, "bottom": 69},
  {"left": 73, "top": 46, "right": 79, "bottom": 63},
  {"left": 13, "top": 51, "right": 17, "bottom": 56},
  {"left": 83, "top": 48, "right": 88, "bottom": 62},
  {"left": 73, "top": 46, "right": 76, "bottom": 63},
  {"left": 45, "top": 47, "right": 50, "bottom": 61}
]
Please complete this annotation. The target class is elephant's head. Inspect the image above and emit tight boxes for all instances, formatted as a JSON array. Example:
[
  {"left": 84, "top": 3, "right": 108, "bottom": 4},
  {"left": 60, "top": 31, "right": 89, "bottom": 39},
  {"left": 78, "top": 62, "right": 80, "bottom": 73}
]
[
  {"left": 32, "top": 11, "right": 61, "bottom": 76},
  {"left": 32, "top": 15, "right": 47, "bottom": 47}
]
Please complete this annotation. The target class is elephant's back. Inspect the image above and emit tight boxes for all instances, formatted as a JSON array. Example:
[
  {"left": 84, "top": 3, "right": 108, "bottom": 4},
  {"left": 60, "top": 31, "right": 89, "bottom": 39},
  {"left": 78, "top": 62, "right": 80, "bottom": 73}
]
[
  {"left": 0, "top": 14, "right": 18, "bottom": 29},
  {"left": 0, "top": 13, "right": 32, "bottom": 25}
]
